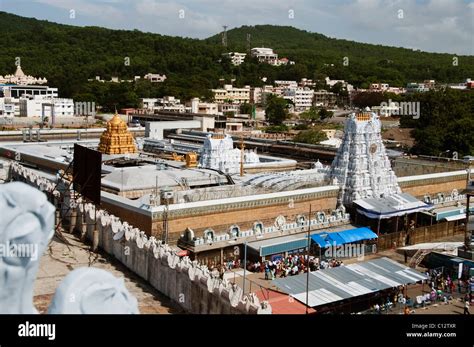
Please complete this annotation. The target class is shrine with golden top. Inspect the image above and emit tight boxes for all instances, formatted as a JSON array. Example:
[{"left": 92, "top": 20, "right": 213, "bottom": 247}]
[{"left": 98, "top": 113, "right": 137, "bottom": 155}]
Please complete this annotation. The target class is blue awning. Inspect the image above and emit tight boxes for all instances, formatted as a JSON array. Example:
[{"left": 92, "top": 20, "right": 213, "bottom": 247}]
[
  {"left": 337, "top": 227, "right": 378, "bottom": 243},
  {"left": 312, "top": 227, "right": 377, "bottom": 248},
  {"left": 311, "top": 232, "right": 345, "bottom": 248},
  {"left": 311, "top": 234, "right": 331, "bottom": 248}
]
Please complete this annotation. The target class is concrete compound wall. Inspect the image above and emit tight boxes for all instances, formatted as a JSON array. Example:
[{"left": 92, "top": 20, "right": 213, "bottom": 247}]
[
  {"left": 145, "top": 120, "right": 202, "bottom": 140},
  {"left": 9, "top": 163, "right": 272, "bottom": 315},
  {"left": 398, "top": 170, "right": 469, "bottom": 198}
]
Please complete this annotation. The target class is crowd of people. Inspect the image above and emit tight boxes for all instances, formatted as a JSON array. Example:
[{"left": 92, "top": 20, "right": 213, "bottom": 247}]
[
  {"left": 372, "top": 286, "right": 416, "bottom": 314},
  {"left": 245, "top": 255, "right": 344, "bottom": 280},
  {"left": 425, "top": 268, "right": 472, "bottom": 314},
  {"left": 426, "top": 268, "right": 472, "bottom": 296}
]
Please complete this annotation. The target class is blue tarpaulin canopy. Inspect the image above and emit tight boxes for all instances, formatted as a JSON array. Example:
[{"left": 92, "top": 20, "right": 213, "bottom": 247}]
[
  {"left": 311, "top": 227, "right": 377, "bottom": 248},
  {"left": 337, "top": 227, "right": 378, "bottom": 244},
  {"left": 311, "top": 232, "right": 345, "bottom": 247}
]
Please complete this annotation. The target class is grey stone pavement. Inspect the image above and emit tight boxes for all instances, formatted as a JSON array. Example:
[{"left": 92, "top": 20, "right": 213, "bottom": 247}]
[{"left": 33, "top": 232, "right": 183, "bottom": 314}]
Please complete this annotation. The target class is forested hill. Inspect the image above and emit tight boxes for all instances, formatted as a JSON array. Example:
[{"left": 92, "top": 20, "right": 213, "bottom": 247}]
[
  {"left": 206, "top": 25, "right": 474, "bottom": 87},
  {"left": 0, "top": 12, "right": 225, "bottom": 101},
  {"left": 0, "top": 12, "right": 472, "bottom": 109}
]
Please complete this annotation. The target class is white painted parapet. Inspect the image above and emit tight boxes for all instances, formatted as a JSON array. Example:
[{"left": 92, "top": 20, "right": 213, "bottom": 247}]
[{"left": 9, "top": 162, "right": 272, "bottom": 314}]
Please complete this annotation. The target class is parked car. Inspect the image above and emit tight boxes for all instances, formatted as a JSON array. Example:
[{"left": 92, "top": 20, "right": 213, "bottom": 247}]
[{"left": 128, "top": 119, "right": 141, "bottom": 128}]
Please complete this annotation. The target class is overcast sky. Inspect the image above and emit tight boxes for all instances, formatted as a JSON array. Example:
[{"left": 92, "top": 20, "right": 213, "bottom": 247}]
[{"left": 2, "top": 0, "right": 473, "bottom": 55}]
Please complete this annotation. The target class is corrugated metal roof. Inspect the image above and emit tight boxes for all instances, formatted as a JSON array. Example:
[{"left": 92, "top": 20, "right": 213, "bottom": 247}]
[
  {"left": 273, "top": 257, "right": 427, "bottom": 308},
  {"left": 354, "top": 193, "right": 429, "bottom": 219}
]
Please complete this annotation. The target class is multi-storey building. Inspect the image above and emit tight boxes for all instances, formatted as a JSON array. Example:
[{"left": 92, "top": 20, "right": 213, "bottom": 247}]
[
  {"left": 140, "top": 96, "right": 185, "bottom": 113},
  {"left": 19, "top": 96, "right": 74, "bottom": 118},
  {"left": 275, "top": 80, "right": 298, "bottom": 88},
  {"left": 325, "top": 77, "right": 354, "bottom": 92},
  {"left": 314, "top": 90, "right": 338, "bottom": 108},
  {"left": 250, "top": 47, "right": 279, "bottom": 65},
  {"left": 222, "top": 52, "right": 246, "bottom": 66},
  {"left": 250, "top": 85, "right": 274, "bottom": 105},
  {"left": 250, "top": 48, "right": 294, "bottom": 66},
  {"left": 212, "top": 84, "right": 250, "bottom": 104},
  {"left": 189, "top": 98, "right": 219, "bottom": 115},
  {"left": 282, "top": 87, "right": 314, "bottom": 111},
  {"left": 0, "top": 85, "right": 58, "bottom": 99}
]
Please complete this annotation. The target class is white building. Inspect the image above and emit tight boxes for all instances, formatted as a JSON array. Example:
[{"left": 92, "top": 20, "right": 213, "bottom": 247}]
[
  {"left": 218, "top": 103, "right": 240, "bottom": 115},
  {"left": 1, "top": 85, "right": 58, "bottom": 99},
  {"left": 222, "top": 52, "right": 246, "bottom": 66},
  {"left": 0, "top": 98, "right": 15, "bottom": 117},
  {"left": 19, "top": 96, "right": 74, "bottom": 118},
  {"left": 282, "top": 87, "right": 314, "bottom": 111},
  {"left": 250, "top": 47, "right": 294, "bottom": 66},
  {"left": 314, "top": 90, "right": 337, "bottom": 108},
  {"left": 299, "top": 78, "right": 316, "bottom": 88},
  {"left": 325, "top": 77, "right": 354, "bottom": 92},
  {"left": 189, "top": 98, "right": 219, "bottom": 115},
  {"left": 0, "top": 65, "right": 47, "bottom": 85},
  {"left": 250, "top": 47, "right": 279, "bottom": 65},
  {"left": 406, "top": 83, "right": 430, "bottom": 94},
  {"left": 275, "top": 80, "right": 298, "bottom": 88},
  {"left": 143, "top": 73, "right": 167, "bottom": 83},
  {"left": 212, "top": 84, "right": 250, "bottom": 104},
  {"left": 369, "top": 83, "right": 390, "bottom": 92},
  {"left": 140, "top": 96, "right": 185, "bottom": 113},
  {"left": 250, "top": 85, "right": 274, "bottom": 104}
]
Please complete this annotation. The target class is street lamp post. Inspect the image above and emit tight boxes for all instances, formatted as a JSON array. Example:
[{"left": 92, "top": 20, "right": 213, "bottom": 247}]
[
  {"left": 242, "top": 240, "right": 247, "bottom": 296},
  {"left": 306, "top": 204, "right": 312, "bottom": 314}
]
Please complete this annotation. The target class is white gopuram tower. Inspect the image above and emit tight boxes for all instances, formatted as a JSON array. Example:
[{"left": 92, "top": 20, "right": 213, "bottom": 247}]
[
  {"left": 199, "top": 134, "right": 259, "bottom": 174},
  {"left": 330, "top": 109, "right": 401, "bottom": 206}
]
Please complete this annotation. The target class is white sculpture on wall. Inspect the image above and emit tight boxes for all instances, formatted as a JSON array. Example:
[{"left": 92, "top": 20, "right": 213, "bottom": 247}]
[
  {"left": 199, "top": 134, "right": 259, "bottom": 174},
  {"left": 0, "top": 182, "right": 55, "bottom": 314},
  {"left": 330, "top": 110, "right": 401, "bottom": 205},
  {"left": 48, "top": 267, "right": 139, "bottom": 314},
  {"left": 0, "top": 182, "right": 139, "bottom": 314}
]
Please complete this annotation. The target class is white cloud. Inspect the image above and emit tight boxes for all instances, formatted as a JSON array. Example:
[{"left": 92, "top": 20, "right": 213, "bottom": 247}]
[
  {"left": 34, "top": 0, "right": 124, "bottom": 20},
  {"left": 7, "top": 0, "right": 474, "bottom": 54}
]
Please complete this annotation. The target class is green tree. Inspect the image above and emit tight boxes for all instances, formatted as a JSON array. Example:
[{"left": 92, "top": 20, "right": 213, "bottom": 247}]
[
  {"left": 318, "top": 108, "right": 334, "bottom": 120},
  {"left": 293, "top": 129, "right": 328, "bottom": 144},
  {"left": 300, "top": 106, "right": 319, "bottom": 122},
  {"left": 265, "top": 95, "right": 289, "bottom": 125},
  {"left": 400, "top": 89, "right": 474, "bottom": 156},
  {"left": 240, "top": 102, "right": 253, "bottom": 115}
]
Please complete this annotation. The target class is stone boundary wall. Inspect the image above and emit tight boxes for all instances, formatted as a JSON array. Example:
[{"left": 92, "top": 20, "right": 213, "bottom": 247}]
[{"left": 9, "top": 163, "right": 271, "bottom": 314}]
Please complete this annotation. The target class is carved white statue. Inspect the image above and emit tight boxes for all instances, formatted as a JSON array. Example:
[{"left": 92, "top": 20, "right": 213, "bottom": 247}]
[
  {"left": 0, "top": 182, "right": 55, "bottom": 314},
  {"left": 48, "top": 267, "right": 139, "bottom": 314}
]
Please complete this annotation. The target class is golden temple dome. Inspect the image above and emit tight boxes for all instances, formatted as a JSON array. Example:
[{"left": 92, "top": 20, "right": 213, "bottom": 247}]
[{"left": 98, "top": 113, "right": 137, "bottom": 155}]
